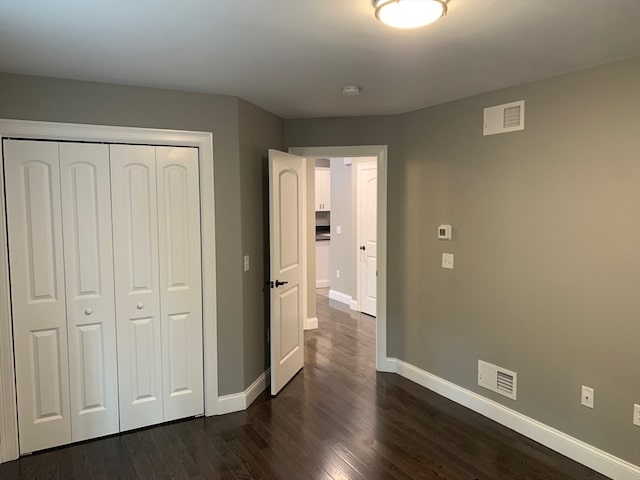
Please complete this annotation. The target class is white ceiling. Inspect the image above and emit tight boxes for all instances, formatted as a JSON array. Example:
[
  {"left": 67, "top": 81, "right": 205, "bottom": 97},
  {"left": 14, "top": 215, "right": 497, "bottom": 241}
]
[{"left": 1, "top": 1, "right": 640, "bottom": 119}]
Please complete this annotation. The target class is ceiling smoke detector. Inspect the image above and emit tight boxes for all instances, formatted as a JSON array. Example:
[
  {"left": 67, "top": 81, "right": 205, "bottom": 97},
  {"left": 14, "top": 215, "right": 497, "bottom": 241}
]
[
  {"left": 374, "top": 0, "right": 448, "bottom": 29},
  {"left": 342, "top": 85, "right": 361, "bottom": 96}
]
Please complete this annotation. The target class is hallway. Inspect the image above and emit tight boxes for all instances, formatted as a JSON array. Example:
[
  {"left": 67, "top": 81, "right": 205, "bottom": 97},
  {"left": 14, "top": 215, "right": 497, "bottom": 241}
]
[{"left": 0, "top": 294, "right": 606, "bottom": 479}]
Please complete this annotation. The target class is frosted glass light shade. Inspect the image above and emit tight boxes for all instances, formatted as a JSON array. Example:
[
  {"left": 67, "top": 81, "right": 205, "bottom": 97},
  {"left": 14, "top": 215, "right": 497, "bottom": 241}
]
[{"left": 375, "top": 0, "right": 447, "bottom": 29}]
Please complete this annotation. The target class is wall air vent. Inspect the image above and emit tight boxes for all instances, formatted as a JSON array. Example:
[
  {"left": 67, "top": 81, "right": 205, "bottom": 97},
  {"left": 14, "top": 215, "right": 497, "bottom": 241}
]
[
  {"left": 478, "top": 360, "right": 517, "bottom": 400},
  {"left": 483, "top": 100, "right": 525, "bottom": 136}
]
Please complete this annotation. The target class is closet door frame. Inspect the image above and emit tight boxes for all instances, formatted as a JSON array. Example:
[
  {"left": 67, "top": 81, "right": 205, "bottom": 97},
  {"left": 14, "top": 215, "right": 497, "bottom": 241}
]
[{"left": 0, "top": 119, "right": 219, "bottom": 463}]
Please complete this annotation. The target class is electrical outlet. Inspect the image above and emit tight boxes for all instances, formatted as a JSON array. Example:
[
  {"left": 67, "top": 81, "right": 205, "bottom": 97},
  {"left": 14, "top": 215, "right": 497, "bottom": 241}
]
[
  {"left": 243, "top": 255, "right": 250, "bottom": 272},
  {"left": 336, "top": 269, "right": 340, "bottom": 278},
  {"left": 634, "top": 404, "right": 640, "bottom": 427},
  {"left": 581, "top": 386, "right": 594, "bottom": 409},
  {"left": 336, "top": 225, "right": 342, "bottom": 234}
]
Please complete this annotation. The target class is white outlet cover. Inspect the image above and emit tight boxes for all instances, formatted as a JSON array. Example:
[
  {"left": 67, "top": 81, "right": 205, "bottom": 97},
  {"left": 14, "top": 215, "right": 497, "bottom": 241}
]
[
  {"left": 442, "top": 253, "right": 454, "bottom": 269},
  {"left": 336, "top": 225, "right": 342, "bottom": 234},
  {"left": 336, "top": 269, "right": 340, "bottom": 278},
  {"left": 243, "top": 255, "right": 250, "bottom": 272},
  {"left": 581, "top": 386, "right": 594, "bottom": 409}
]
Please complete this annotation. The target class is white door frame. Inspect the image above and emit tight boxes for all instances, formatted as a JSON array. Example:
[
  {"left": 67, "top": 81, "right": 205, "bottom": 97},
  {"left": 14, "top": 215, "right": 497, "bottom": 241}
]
[
  {"left": 288, "top": 145, "right": 388, "bottom": 372},
  {"left": 0, "top": 119, "right": 219, "bottom": 463}
]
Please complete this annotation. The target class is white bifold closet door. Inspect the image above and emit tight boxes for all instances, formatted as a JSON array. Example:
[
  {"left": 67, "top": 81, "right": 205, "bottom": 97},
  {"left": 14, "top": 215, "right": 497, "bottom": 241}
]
[
  {"left": 6, "top": 140, "right": 203, "bottom": 453},
  {"left": 59, "top": 143, "right": 120, "bottom": 442},
  {"left": 5, "top": 140, "right": 119, "bottom": 453},
  {"left": 110, "top": 145, "right": 203, "bottom": 431},
  {"left": 155, "top": 147, "right": 203, "bottom": 422},
  {"left": 110, "top": 144, "right": 163, "bottom": 431}
]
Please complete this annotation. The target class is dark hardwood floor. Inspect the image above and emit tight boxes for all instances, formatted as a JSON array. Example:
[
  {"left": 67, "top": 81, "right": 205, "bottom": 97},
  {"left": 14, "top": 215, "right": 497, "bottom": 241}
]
[{"left": 0, "top": 291, "right": 608, "bottom": 479}]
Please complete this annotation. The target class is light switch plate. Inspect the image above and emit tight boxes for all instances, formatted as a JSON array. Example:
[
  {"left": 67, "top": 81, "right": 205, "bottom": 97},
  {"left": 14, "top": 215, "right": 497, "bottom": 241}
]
[
  {"left": 336, "top": 225, "right": 342, "bottom": 234},
  {"left": 581, "top": 386, "right": 594, "bottom": 409},
  {"left": 634, "top": 404, "right": 640, "bottom": 427},
  {"left": 243, "top": 255, "right": 250, "bottom": 272},
  {"left": 442, "top": 253, "right": 454, "bottom": 269}
]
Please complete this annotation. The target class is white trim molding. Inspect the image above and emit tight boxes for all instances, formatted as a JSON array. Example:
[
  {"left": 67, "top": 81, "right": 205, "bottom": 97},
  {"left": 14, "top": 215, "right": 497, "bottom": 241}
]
[
  {"left": 0, "top": 148, "right": 18, "bottom": 463},
  {"left": 290, "top": 145, "right": 388, "bottom": 372},
  {"left": 218, "top": 369, "right": 271, "bottom": 415},
  {"left": 387, "top": 358, "right": 640, "bottom": 480},
  {"left": 0, "top": 119, "right": 220, "bottom": 463},
  {"left": 329, "top": 289, "right": 353, "bottom": 306},
  {"left": 304, "top": 317, "right": 319, "bottom": 330},
  {"left": 328, "top": 289, "right": 360, "bottom": 313}
]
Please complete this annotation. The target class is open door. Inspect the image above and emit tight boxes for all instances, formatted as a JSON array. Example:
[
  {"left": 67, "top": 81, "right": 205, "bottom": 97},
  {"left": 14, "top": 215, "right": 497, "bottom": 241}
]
[{"left": 269, "top": 149, "right": 306, "bottom": 395}]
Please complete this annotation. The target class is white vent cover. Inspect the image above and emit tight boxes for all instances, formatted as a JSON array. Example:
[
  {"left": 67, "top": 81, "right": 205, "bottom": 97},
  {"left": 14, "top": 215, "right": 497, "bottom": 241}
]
[
  {"left": 478, "top": 360, "right": 517, "bottom": 400},
  {"left": 483, "top": 100, "right": 525, "bottom": 136}
]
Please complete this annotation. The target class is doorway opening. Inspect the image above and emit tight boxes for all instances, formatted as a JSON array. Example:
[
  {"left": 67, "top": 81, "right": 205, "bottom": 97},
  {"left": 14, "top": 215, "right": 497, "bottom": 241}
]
[
  {"left": 288, "top": 146, "right": 388, "bottom": 373},
  {"left": 312, "top": 156, "right": 377, "bottom": 321}
]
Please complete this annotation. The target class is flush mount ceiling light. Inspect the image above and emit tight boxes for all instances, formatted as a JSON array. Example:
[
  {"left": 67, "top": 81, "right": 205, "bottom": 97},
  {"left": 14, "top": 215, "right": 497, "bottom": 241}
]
[{"left": 374, "top": 0, "right": 448, "bottom": 29}]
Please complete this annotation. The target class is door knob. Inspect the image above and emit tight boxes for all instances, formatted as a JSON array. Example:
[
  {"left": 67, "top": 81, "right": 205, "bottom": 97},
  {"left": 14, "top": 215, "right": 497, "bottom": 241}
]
[
  {"left": 84, "top": 308, "right": 93, "bottom": 316},
  {"left": 275, "top": 280, "right": 289, "bottom": 287},
  {"left": 360, "top": 245, "right": 366, "bottom": 251},
  {"left": 136, "top": 302, "right": 144, "bottom": 310}
]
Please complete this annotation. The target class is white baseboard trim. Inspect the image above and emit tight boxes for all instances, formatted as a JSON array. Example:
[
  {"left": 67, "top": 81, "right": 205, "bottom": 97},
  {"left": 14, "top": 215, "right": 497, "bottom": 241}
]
[
  {"left": 245, "top": 368, "right": 271, "bottom": 408},
  {"left": 386, "top": 358, "right": 640, "bottom": 480},
  {"left": 304, "top": 317, "right": 319, "bottom": 330},
  {"left": 217, "top": 391, "right": 245, "bottom": 415},
  {"left": 329, "top": 289, "right": 352, "bottom": 306},
  {"left": 218, "top": 369, "right": 271, "bottom": 415},
  {"left": 316, "top": 280, "right": 330, "bottom": 288},
  {"left": 329, "top": 290, "right": 360, "bottom": 312}
]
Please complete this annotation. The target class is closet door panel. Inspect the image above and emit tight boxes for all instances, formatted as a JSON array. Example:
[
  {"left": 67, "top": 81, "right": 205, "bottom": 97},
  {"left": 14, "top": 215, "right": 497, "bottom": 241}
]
[
  {"left": 59, "top": 143, "right": 119, "bottom": 441},
  {"left": 156, "top": 147, "right": 203, "bottom": 421},
  {"left": 4, "top": 140, "right": 71, "bottom": 453},
  {"left": 110, "top": 144, "right": 163, "bottom": 431}
]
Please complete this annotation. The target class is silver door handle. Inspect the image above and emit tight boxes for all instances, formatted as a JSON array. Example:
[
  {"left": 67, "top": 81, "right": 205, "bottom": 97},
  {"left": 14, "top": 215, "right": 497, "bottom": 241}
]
[
  {"left": 136, "top": 302, "right": 144, "bottom": 310},
  {"left": 84, "top": 308, "right": 93, "bottom": 316}
]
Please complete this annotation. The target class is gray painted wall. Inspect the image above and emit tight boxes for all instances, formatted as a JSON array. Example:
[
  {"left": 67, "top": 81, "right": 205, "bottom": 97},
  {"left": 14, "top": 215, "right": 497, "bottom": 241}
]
[
  {"left": 0, "top": 72, "right": 283, "bottom": 396},
  {"left": 285, "top": 57, "right": 640, "bottom": 465},
  {"left": 329, "top": 158, "right": 354, "bottom": 297},
  {"left": 237, "top": 98, "right": 285, "bottom": 388}
]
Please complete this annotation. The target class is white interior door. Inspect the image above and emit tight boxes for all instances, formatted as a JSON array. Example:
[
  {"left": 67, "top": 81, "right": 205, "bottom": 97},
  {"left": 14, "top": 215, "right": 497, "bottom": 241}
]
[
  {"left": 110, "top": 144, "right": 164, "bottom": 431},
  {"left": 156, "top": 147, "right": 204, "bottom": 421},
  {"left": 357, "top": 161, "right": 377, "bottom": 317},
  {"left": 59, "top": 143, "right": 119, "bottom": 441},
  {"left": 269, "top": 149, "right": 305, "bottom": 395},
  {"left": 4, "top": 140, "right": 71, "bottom": 453}
]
